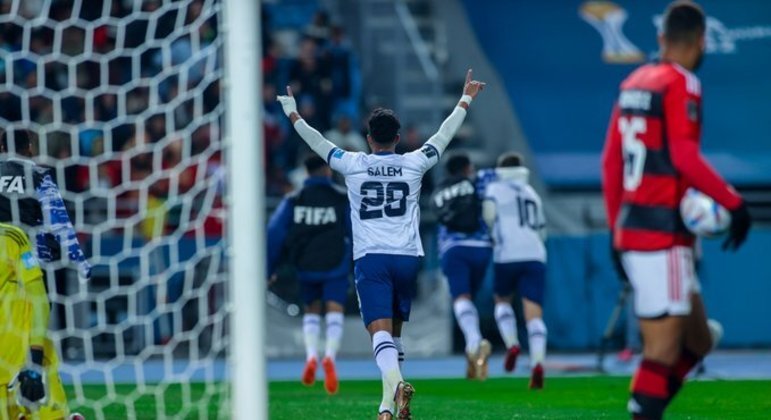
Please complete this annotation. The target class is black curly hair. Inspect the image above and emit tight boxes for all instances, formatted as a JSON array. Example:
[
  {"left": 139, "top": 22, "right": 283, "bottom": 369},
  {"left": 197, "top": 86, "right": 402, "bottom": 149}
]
[{"left": 367, "top": 108, "right": 401, "bottom": 145}]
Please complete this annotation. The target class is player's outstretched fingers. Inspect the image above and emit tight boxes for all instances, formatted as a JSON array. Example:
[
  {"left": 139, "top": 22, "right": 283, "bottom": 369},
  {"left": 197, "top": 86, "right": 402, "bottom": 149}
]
[
  {"left": 286, "top": 85, "right": 294, "bottom": 96},
  {"left": 466, "top": 68, "right": 472, "bottom": 85}
]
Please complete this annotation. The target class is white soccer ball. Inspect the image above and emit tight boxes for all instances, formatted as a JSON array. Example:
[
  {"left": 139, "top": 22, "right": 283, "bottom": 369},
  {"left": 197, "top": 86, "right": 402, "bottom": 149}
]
[
  {"left": 707, "top": 319, "right": 723, "bottom": 350},
  {"left": 680, "top": 188, "right": 730, "bottom": 237}
]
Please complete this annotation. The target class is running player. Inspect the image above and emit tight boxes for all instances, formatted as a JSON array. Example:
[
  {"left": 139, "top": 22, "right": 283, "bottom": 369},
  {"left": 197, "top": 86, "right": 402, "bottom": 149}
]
[
  {"left": 601, "top": 2, "right": 752, "bottom": 418},
  {"left": 0, "top": 223, "right": 70, "bottom": 419},
  {"left": 483, "top": 152, "right": 548, "bottom": 389},
  {"left": 431, "top": 154, "right": 493, "bottom": 380},
  {"left": 278, "top": 69, "right": 485, "bottom": 419},
  {"left": 267, "top": 155, "right": 351, "bottom": 394}
]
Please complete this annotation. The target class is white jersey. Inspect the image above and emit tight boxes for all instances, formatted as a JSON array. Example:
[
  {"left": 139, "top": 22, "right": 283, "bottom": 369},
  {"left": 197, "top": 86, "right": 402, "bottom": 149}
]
[
  {"left": 484, "top": 169, "right": 547, "bottom": 264},
  {"left": 328, "top": 145, "right": 440, "bottom": 260}
]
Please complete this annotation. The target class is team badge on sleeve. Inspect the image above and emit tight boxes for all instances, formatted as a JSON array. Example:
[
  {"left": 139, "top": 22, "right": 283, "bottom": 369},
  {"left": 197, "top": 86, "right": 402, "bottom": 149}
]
[
  {"left": 332, "top": 148, "right": 345, "bottom": 160},
  {"left": 21, "top": 251, "right": 39, "bottom": 269},
  {"left": 420, "top": 146, "right": 438, "bottom": 159}
]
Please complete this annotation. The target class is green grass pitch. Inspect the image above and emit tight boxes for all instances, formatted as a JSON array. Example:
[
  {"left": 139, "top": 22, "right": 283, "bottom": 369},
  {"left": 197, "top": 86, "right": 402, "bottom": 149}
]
[{"left": 66, "top": 377, "right": 771, "bottom": 419}]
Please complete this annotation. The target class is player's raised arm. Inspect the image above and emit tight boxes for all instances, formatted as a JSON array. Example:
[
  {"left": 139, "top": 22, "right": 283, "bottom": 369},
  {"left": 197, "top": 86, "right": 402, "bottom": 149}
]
[
  {"left": 277, "top": 86, "right": 337, "bottom": 161},
  {"left": 425, "top": 69, "right": 486, "bottom": 156},
  {"left": 35, "top": 172, "right": 91, "bottom": 280}
]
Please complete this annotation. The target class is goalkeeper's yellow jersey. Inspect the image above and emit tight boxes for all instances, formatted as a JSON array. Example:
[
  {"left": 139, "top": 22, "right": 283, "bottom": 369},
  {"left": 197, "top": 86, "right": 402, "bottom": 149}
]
[{"left": 0, "top": 223, "right": 44, "bottom": 383}]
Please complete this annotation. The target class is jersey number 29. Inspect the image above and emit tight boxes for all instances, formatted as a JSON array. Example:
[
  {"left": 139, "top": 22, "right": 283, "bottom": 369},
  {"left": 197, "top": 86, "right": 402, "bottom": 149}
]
[
  {"left": 619, "top": 116, "right": 647, "bottom": 191},
  {"left": 360, "top": 181, "right": 409, "bottom": 220}
]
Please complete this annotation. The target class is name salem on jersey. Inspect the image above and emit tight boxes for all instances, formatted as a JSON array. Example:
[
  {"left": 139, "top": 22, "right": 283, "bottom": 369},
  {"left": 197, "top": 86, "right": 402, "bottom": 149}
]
[
  {"left": 0, "top": 176, "right": 25, "bottom": 193},
  {"left": 367, "top": 166, "right": 402, "bottom": 177},
  {"left": 294, "top": 206, "right": 337, "bottom": 225}
]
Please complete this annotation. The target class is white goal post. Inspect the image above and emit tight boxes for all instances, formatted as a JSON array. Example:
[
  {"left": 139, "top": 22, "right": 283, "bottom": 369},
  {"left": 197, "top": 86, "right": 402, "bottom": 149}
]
[{"left": 223, "top": 0, "right": 265, "bottom": 418}]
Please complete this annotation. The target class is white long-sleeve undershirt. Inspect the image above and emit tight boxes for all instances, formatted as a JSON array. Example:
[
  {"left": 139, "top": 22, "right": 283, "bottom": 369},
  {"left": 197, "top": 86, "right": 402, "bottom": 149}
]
[
  {"left": 425, "top": 106, "right": 467, "bottom": 156},
  {"left": 293, "top": 118, "right": 337, "bottom": 160}
]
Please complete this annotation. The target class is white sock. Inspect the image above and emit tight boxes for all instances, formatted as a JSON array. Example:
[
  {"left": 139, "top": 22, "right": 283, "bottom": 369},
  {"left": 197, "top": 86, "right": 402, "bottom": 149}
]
[
  {"left": 324, "top": 312, "right": 344, "bottom": 360},
  {"left": 453, "top": 299, "right": 482, "bottom": 355},
  {"left": 494, "top": 302, "right": 519, "bottom": 349},
  {"left": 527, "top": 318, "right": 547, "bottom": 367},
  {"left": 373, "top": 331, "right": 402, "bottom": 414},
  {"left": 393, "top": 336, "right": 405, "bottom": 367},
  {"left": 302, "top": 314, "right": 321, "bottom": 362}
]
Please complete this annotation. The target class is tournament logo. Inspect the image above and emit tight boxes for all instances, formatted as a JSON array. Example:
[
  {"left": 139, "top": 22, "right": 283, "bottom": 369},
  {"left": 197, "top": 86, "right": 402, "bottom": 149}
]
[
  {"left": 579, "top": 1, "right": 644, "bottom": 64},
  {"left": 653, "top": 15, "right": 771, "bottom": 55}
]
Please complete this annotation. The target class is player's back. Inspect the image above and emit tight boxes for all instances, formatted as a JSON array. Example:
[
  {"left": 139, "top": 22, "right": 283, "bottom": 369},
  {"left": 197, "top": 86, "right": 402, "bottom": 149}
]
[
  {"left": 485, "top": 169, "right": 546, "bottom": 264},
  {"left": 329, "top": 147, "right": 438, "bottom": 260},
  {"left": 611, "top": 61, "right": 701, "bottom": 250},
  {"left": 433, "top": 172, "right": 490, "bottom": 255},
  {"left": 0, "top": 158, "right": 46, "bottom": 228}
]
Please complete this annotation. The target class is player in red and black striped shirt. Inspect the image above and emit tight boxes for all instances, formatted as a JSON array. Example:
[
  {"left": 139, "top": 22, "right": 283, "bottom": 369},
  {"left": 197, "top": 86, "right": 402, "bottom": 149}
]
[{"left": 601, "top": 2, "right": 752, "bottom": 419}]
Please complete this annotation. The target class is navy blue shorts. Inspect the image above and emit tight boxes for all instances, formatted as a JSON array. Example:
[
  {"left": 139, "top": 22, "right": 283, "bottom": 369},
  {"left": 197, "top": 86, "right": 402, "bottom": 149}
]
[
  {"left": 298, "top": 274, "right": 350, "bottom": 306},
  {"left": 354, "top": 254, "right": 421, "bottom": 327},
  {"left": 440, "top": 246, "right": 492, "bottom": 299},
  {"left": 493, "top": 261, "right": 546, "bottom": 305}
]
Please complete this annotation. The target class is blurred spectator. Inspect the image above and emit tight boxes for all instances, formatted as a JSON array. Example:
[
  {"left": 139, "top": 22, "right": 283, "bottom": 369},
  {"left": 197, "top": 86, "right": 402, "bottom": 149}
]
[
  {"left": 325, "top": 25, "right": 359, "bottom": 119},
  {"left": 324, "top": 113, "right": 367, "bottom": 152},
  {"left": 397, "top": 124, "right": 434, "bottom": 194},
  {"left": 0, "top": 0, "right": 362, "bottom": 209},
  {"left": 147, "top": 114, "right": 167, "bottom": 143},
  {"left": 396, "top": 124, "right": 424, "bottom": 154},
  {"left": 305, "top": 10, "right": 331, "bottom": 46},
  {"left": 289, "top": 37, "right": 334, "bottom": 131},
  {"left": 263, "top": 39, "right": 281, "bottom": 81}
]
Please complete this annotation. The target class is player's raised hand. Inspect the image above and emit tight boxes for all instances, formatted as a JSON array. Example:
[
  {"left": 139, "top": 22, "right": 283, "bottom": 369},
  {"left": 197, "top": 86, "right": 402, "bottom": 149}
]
[
  {"left": 462, "top": 69, "right": 486, "bottom": 100},
  {"left": 276, "top": 86, "right": 298, "bottom": 117}
]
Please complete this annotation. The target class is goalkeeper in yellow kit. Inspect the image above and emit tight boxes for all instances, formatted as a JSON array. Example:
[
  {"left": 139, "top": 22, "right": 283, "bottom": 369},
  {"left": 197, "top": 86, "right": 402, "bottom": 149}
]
[{"left": 0, "top": 223, "right": 70, "bottom": 419}]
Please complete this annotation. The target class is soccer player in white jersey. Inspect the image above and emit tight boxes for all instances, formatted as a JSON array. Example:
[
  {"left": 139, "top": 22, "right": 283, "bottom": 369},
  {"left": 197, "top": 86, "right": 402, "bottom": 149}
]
[
  {"left": 279, "top": 69, "right": 485, "bottom": 419},
  {"left": 483, "top": 152, "right": 548, "bottom": 389}
]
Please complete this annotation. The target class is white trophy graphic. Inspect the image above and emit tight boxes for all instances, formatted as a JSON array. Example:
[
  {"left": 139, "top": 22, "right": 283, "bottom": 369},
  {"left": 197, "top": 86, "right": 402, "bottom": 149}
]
[{"left": 580, "top": 1, "right": 645, "bottom": 64}]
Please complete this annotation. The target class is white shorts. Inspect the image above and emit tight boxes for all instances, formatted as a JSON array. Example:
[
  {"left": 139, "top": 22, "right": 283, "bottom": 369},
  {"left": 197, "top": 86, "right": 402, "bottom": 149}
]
[{"left": 621, "top": 246, "right": 700, "bottom": 318}]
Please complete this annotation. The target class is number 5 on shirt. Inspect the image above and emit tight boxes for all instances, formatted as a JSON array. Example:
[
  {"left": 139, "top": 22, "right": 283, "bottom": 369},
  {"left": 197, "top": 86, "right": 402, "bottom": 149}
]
[{"left": 619, "top": 116, "right": 647, "bottom": 191}]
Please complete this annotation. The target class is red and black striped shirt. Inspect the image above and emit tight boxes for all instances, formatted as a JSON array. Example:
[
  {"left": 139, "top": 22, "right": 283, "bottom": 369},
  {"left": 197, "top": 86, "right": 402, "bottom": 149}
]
[{"left": 602, "top": 62, "right": 742, "bottom": 251}]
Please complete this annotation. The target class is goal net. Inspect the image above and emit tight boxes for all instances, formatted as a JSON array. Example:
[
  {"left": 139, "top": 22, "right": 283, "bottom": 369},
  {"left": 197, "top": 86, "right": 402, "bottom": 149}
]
[{"left": 1, "top": 0, "right": 234, "bottom": 418}]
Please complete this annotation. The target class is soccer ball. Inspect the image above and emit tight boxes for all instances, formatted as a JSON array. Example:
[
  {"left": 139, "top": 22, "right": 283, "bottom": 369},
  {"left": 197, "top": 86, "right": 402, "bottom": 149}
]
[
  {"left": 707, "top": 319, "right": 724, "bottom": 350},
  {"left": 680, "top": 188, "right": 730, "bottom": 237}
]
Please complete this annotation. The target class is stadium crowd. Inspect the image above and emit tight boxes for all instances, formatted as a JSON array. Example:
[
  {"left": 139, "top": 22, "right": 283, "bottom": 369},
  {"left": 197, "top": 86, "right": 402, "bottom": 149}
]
[
  {"left": 263, "top": 7, "right": 363, "bottom": 196},
  {"left": 0, "top": 0, "right": 363, "bottom": 236}
]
